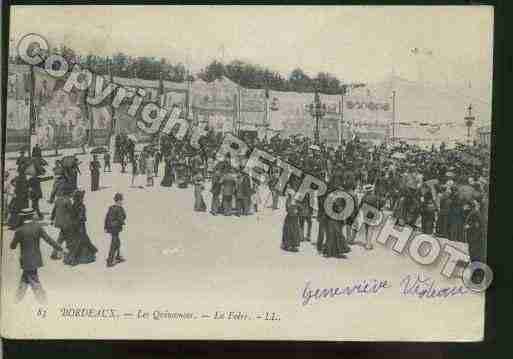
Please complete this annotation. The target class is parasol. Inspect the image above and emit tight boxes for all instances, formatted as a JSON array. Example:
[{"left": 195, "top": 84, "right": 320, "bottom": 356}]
[
  {"left": 424, "top": 178, "right": 439, "bottom": 190},
  {"left": 391, "top": 152, "right": 406, "bottom": 160},
  {"left": 90, "top": 146, "right": 108, "bottom": 154},
  {"left": 127, "top": 134, "right": 137, "bottom": 142}
]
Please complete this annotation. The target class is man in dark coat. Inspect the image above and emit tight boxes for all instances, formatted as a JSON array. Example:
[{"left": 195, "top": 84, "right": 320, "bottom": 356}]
[
  {"left": 154, "top": 150, "right": 162, "bottom": 177},
  {"left": 8, "top": 168, "right": 30, "bottom": 229},
  {"left": 316, "top": 191, "right": 327, "bottom": 254},
  {"left": 50, "top": 186, "right": 74, "bottom": 258},
  {"left": 16, "top": 150, "right": 29, "bottom": 172},
  {"left": 49, "top": 174, "right": 67, "bottom": 204},
  {"left": 210, "top": 170, "right": 222, "bottom": 215},
  {"left": 90, "top": 155, "right": 101, "bottom": 191},
  {"left": 32, "top": 144, "right": 42, "bottom": 158},
  {"left": 103, "top": 152, "right": 112, "bottom": 172},
  {"left": 28, "top": 174, "right": 43, "bottom": 219},
  {"left": 436, "top": 186, "right": 451, "bottom": 237},
  {"left": 104, "top": 193, "right": 127, "bottom": 267},
  {"left": 236, "top": 169, "right": 253, "bottom": 216},
  {"left": 10, "top": 209, "right": 63, "bottom": 303},
  {"left": 221, "top": 170, "right": 237, "bottom": 216},
  {"left": 215, "top": 153, "right": 232, "bottom": 175}
]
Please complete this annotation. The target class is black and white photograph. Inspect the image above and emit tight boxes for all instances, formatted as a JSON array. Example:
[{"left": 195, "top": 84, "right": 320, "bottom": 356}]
[{"left": 1, "top": 5, "right": 494, "bottom": 341}]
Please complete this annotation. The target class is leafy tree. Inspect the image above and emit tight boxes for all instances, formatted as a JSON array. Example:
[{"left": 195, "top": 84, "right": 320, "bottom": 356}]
[
  {"left": 197, "top": 60, "right": 225, "bottom": 82},
  {"left": 315, "top": 72, "right": 341, "bottom": 94},
  {"left": 289, "top": 68, "right": 313, "bottom": 92}
]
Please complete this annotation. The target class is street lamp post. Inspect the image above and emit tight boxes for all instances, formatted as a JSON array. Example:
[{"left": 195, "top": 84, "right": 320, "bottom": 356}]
[
  {"left": 464, "top": 104, "right": 475, "bottom": 145},
  {"left": 309, "top": 89, "right": 327, "bottom": 145},
  {"left": 185, "top": 70, "right": 193, "bottom": 122}
]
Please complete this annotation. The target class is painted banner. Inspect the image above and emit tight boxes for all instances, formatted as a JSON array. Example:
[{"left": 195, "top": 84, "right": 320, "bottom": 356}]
[
  {"left": 114, "top": 103, "right": 151, "bottom": 143},
  {"left": 239, "top": 87, "right": 266, "bottom": 127},
  {"left": 91, "top": 106, "right": 112, "bottom": 146},
  {"left": 32, "top": 67, "right": 90, "bottom": 150},
  {"left": 269, "top": 90, "right": 342, "bottom": 145},
  {"left": 190, "top": 78, "right": 236, "bottom": 132},
  {"left": 191, "top": 78, "right": 236, "bottom": 112},
  {"left": 110, "top": 80, "right": 189, "bottom": 143},
  {"left": 240, "top": 88, "right": 266, "bottom": 112},
  {"left": 344, "top": 95, "right": 392, "bottom": 124},
  {"left": 163, "top": 89, "right": 187, "bottom": 112},
  {"left": 342, "top": 95, "right": 392, "bottom": 143},
  {"left": 5, "top": 65, "right": 30, "bottom": 152}
]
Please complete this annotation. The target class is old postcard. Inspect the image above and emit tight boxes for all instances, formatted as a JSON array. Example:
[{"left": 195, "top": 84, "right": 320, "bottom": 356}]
[{"left": 1, "top": 5, "right": 493, "bottom": 341}]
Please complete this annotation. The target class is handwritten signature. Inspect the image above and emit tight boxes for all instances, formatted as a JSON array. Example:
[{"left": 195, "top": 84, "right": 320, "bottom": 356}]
[
  {"left": 399, "top": 274, "right": 469, "bottom": 299},
  {"left": 301, "top": 274, "right": 471, "bottom": 305},
  {"left": 301, "top": 279, "right": 391, "bottom": 306}
]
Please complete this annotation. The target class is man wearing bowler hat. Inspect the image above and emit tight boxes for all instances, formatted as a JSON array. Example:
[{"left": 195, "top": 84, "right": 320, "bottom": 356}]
[
  {"left": 104, "top": 193, "right": 127, "bottom": 267},
  {"left": 10, "top": 209, "right": 64, "bottom": 303}
]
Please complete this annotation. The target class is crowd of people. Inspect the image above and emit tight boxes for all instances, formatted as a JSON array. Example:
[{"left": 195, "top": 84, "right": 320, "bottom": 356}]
[
  {"left": 3, "top": 130, "right": 490, "bottom": 302},
  {"left": 3, "top": 145, "right": 128, "bottom": 303},
  {"left": 112, "top": 130, "right": 489, "bottom": 264}
]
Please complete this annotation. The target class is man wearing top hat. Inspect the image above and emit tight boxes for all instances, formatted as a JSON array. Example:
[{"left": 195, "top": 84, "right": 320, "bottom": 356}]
[{"left": 10, "top": 209, "right": 64, "bottom": 303}]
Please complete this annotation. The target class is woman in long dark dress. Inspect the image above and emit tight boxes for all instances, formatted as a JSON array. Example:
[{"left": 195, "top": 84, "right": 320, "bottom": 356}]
[
  {"left": 299, "top": 193, "right": 312, "bottom": 242},
  {"left": 175, "top": 158, "right": 189, "bottom": 189},
  {"left": 281, "top": 190, "right": 301, "bottom": 252},
  {"left": 323, "top": 175, "right": 348, "bottom": 258},
  {"left": 64, "top": 190, "right": 98, "bottom": 266},
  {"left": 420, "top": 192, "right": 437, "bottom": 235},
  {"left": 210, "top": 170, "right": 222, "bottom": 215},
  {"left": 160, "top": 155, "right": 174, "bottom": 187},
  {"left": 465, "top": 199, "right": 484, "bottom": 263},
  {"left": 436, "top": 187, "right": 451, "bottom": 237},
  {"left": 89, "top": 155, "right": 101, "bottom": 191},
  {"left": 324, "top": 217, "right": 345, "bottom": 258},
  {"left": 448, "top": 192, "right": 465, "bottom": 243}
]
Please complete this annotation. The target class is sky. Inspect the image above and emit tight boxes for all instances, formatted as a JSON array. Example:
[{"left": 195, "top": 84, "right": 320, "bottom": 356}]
[{"left": 9, "top": 5, "right": 494, "bottom": 101}]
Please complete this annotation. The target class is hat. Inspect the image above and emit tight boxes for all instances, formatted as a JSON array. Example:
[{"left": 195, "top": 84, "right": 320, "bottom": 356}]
[
  {"left": 363, "top": 184, "right": 375, "bottom": 192},
  {"left": 19, "top": 208, "right": 35, "bottom": 218}
]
